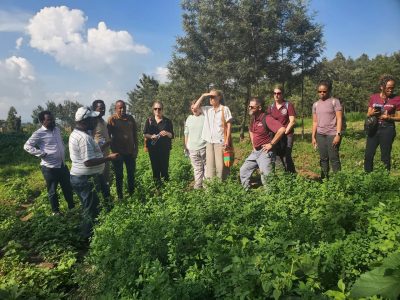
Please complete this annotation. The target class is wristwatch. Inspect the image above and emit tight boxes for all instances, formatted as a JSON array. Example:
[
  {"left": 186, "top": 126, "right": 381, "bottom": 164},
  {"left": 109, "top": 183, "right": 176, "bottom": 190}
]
[{"left": 336, "top": 132, "right": 342, "bottom": 137}]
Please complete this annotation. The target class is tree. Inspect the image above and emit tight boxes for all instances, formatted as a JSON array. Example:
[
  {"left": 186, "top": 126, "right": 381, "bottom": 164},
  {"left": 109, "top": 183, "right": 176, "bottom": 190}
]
[
  {"left": 6, "top": 107, "right": 19, "bottom": 132},
  {"left": 127, "top": 74, "right": 159, "bottom": 130}
]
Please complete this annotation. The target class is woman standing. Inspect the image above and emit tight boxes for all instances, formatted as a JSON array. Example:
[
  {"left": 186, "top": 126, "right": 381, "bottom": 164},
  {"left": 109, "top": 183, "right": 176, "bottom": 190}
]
[
  {"left": 311, "top": 80, "right": 343, "bottom": 179},
  {"left": 184, "top": 101, "right": 207, "bottom": 189},
  {"left": 364, "top": 75, "right": 400, "bottom": 172},
  {"left": 267, "top": 84, "right": 296, "bottom": 173},
  {"left": 143, "top": 101, "right": 174, "bottom": 185},
  {"left": 193, "top": 89, "right": 233, "bottom": 181}
]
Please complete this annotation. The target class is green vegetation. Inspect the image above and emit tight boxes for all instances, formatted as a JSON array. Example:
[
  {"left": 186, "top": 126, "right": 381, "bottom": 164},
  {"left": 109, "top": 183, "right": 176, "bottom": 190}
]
[{"left": 1, "top": 120, "right": 400, "bottom": 299}]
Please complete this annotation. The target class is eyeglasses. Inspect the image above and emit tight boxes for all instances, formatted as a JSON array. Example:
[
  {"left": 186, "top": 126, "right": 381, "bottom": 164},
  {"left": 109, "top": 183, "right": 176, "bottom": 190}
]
[
  {"left": 153, "top": 107, "right": 162, "bottom": 111},
  {"left": 273, "top": 92, "right": 282, "bottom": 95},
  {"left": 248, "top": 105, "right": 259, "bottom": 109},
  {"left": 318, "top": 90, "right": 328, "bottom": 94}
]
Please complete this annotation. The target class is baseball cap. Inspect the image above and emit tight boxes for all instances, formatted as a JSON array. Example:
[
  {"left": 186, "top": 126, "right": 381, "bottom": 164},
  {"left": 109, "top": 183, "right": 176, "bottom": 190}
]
[{"left": 75, "top": 107, "right": 100, "bottom": 121}]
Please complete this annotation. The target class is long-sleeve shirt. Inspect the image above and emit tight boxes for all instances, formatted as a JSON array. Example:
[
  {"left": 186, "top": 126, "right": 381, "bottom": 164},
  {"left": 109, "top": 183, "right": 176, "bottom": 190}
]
[
  {"left": 24, "top": 126, "right": 65, "bottom": 168},
  {"left": 107, "top": 114, "right": 138, "bottom": 156}
]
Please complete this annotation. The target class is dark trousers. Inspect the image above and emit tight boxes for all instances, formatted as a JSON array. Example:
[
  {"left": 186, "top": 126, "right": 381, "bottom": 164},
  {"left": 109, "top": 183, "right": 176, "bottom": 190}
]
[
  {"left": 316, "top": 133, "right": 341, "bottom": 179},
  {"left": 95, "top": 174, "right": 112, "bottom": 211},
  {"left": 364, "top": 125, "right": 396, "bottom": 172},
  {"left": 41, "top": 164, "right": 75, "bottom": 213},
  {"left": 148, "top": 146, "right": 170, "bottom": 184},
  {"left": 276, "top": 134, "right": 296, "bottom": 173},
  {"left": 112, "top": 154, "right": 136, "bottom": 199},
  {"left": 70, "top": 174, "right": 100, "bottom": 238}
]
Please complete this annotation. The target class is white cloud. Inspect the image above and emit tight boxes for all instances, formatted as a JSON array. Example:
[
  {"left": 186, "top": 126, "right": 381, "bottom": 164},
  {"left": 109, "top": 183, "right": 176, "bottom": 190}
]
[
  {"left": 0, "top": 56, "right": 44, "bottom": 121},
  {"left": 15, "top": 37, "right": 23, "bottom": 50},
  {"left": 26, "top": 6, "right": 150, "bottom": 71},
  {"left": 0, "top": 9, "right": 31, "bottom": 32},
  {"left": 153, "top": 66, "right": 170, "bottom": 84}
]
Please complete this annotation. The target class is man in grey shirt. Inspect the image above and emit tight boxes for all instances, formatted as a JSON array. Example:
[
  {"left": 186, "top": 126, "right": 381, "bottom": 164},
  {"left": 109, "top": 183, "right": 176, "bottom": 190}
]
[{"left": 24, "top": 111, "right": 75, "bottom": 215}]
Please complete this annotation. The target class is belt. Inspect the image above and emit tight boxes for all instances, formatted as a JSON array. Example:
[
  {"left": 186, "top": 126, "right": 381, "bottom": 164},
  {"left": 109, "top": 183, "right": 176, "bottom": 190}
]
[{"left": 255, "top": 145, "right": 263, "bottom": 151}]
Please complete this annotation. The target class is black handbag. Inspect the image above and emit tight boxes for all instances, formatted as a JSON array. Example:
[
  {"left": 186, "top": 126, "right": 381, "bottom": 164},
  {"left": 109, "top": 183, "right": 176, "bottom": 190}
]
[{"left": 364, "top": 116, "right": 378, "bottom": 136}]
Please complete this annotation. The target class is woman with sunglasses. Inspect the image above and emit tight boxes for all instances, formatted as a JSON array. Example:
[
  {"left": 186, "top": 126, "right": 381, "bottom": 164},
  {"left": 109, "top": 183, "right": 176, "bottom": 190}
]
[
  {"left": 311, "top": 80, "right": 343, "bottom": 179},
  {"left": 364, "top": 74, "right": 400, "bottom": 172},
  {"left": 143, "top": 101, "right": 174, "bottom": 185},
  {"left": 267, "top": 84, "right": 296, "bottom": 173},
  {"left": 193, "top": 89, "right": 233, "bottom": 181}
]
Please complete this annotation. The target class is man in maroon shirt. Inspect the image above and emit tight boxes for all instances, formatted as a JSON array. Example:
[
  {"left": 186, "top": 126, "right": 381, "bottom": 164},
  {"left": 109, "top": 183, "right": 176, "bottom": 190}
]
[{"left": 240, "top": 97, "right": 286, "bottom": 189}]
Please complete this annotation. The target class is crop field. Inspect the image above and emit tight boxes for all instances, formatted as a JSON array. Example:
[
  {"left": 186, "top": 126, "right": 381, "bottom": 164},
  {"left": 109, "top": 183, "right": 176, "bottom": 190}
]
[{"left": 1, "top": 116, "right": 400, "bottom": 299}]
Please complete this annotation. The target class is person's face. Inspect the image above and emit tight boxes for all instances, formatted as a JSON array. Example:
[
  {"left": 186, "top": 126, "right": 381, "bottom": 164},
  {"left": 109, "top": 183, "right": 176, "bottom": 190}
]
[
  {"left": 382, "top": 80, "right": 395, "bottom": 97},
  {"left": 209, "top": 91, "right": 220, "bottom": 106},
  {"left": 318, "top": 84, "right": 330, "bottom": 100},
  {"left": 42, "top": 114, "right": 55, "bottom": 130},
  {"left": 153, "top": 104, "right": 163, "bottom": 117},
  {"left": 115, "top": 102, "right": 126, "bottom": 117},
  {"left": 95, "top": 102, "right": 106, "bottom": 118},
  {"left": 248, "top": 101, "right": 261, "bottom": 115},
  {"left": 273, "top": 89, "right": 283, "bottom": 102},
  {"left": 191, "top": 105, "right": 200, "bottom": 116}
]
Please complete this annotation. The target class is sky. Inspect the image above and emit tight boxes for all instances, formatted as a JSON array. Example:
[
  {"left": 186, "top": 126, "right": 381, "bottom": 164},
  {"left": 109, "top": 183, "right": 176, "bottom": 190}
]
[{"left": 0, "top": 0, "right": 399, "bottom": 122}]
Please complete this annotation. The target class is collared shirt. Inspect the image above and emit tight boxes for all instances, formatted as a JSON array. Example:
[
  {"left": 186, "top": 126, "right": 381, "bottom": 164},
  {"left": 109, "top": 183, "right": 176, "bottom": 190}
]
[
  {"left": 250, "top": 112, "right": 283, "bottom": 148},
  {"left": 107, "top": 114, "right": 138, "bottom": 155},
  {"left": 368, "top": 93, "right": 400, "bottom": 125},
  {"left": 69, "top": 129, "right": 104, "bottom": 176},
  {"left": 184, "top": 114, "right": 206, "bottom": 151},
  {"left": 92, "top": 118, "right": 110, "bottom": 155},
  {"left": 143, "top": 116, "right": 174, "bottom": 150},
  {"left": 267, "top": 100, "right": 296, "bottom": 134},
  {"left": 24, "top": 126, "right": 65, "bottom": 168},
  {"left": 201, "top": 105, "right": 233, "bottom": 144}
]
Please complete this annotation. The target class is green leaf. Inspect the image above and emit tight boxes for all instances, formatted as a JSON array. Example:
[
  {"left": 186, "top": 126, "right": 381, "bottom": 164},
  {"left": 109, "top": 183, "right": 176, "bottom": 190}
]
[
  {"left": 337, "top": 279, "right": 345, "bottom": 293},
  {"left": 381, "top": 252, "right": 400, "bottom": 268},
  {"left": 350, "top": 266, "right": 400, "bottom": 299}
]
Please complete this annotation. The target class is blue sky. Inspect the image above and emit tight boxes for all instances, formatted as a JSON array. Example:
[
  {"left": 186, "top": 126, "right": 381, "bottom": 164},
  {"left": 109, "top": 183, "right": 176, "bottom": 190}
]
[{"left": 0, "top": 0, "right": 399, "bottom": 121}]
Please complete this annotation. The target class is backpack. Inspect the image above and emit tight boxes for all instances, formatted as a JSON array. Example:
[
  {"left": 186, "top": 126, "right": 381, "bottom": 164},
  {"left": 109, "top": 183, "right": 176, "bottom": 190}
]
[{"left": 315, "top": 98, "right": 347, "bottom": 132}]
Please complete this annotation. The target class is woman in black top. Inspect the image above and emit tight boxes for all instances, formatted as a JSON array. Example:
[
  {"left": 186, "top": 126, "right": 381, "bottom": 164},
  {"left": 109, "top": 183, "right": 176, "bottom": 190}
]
[{"left": 143, "top": 101, "right": 174, "bottom": 184}]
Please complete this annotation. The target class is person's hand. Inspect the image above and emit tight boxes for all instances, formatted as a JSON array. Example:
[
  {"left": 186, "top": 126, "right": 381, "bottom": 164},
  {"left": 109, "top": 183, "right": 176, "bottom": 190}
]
[
  {"left": 151, "top": 134, "right": 159, "bottom": 140},
  {"left": 262, "top": 143, "right": 273, "bottom": 152},
  {"left": 202, "top": 92, "right": 213, "bottom": 98},
  {"left": 379, "top": 113, "right": 390, "bottom": 120},
  {"left": 312, "top": 137, "right": 317, "bottom": 149},
  {"left": 332, "top": 135, "right": 341, "bottom": 146},
  {"left": 108, "top": 153, "right": 120, "bottom": 160},
  {"left": 159, "top": 130, "right": 168, "bottom": 137}
]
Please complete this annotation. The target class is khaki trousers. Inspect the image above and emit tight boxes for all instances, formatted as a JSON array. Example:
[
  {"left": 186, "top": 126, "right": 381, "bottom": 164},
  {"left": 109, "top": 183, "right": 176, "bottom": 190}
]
[{"left": 205, "top": 143, "right": 229, "bottom": 181}]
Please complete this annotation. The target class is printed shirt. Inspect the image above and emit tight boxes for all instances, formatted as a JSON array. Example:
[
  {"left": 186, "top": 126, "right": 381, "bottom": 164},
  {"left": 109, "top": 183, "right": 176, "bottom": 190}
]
[
  {"left": 24, "top": 126, "right": 65, "bottom": 168},
  {"left": 143, "top": 116, "right": 174, "bottom": 150},
  {"left": 201, "top": 105, "right": 233, "bottom": 144},
  {"left": 107, "top": 114, "right": 138, "bottom": 155},
  {"left": 250, "top": 112, "right": 283, "bottom": 148},
  {"left": 312, "top": 97, "right": 342, "bottom": 136},
  {"left": 368, "top": 93, "right": 400, "bottom": 125},
  {"left": 92, "top": 118, "right": 110, "bottom": 155},
  {"left": 184, "top": 114, "right": 206, "bottom": 151},
  {"left": 267, "top": 101, "right": 296, "bottom": 134},
  {"left": 69, "top": 129, "right": 104, "bottom": 176}
]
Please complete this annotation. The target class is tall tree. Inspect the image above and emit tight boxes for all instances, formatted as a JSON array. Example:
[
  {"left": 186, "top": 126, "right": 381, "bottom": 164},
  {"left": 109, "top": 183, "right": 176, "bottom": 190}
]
[{"left": 6, "top": 106, "right": 19, "bottom": 132}]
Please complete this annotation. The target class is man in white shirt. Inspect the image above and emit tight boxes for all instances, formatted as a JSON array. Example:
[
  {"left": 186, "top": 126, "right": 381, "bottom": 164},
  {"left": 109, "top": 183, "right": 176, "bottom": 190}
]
[
  {"left": 69, "top": 107, "right": 119, "bottom": 238},
  {"left": 24, "top": 111, "right": 75, "bottom": 215}
]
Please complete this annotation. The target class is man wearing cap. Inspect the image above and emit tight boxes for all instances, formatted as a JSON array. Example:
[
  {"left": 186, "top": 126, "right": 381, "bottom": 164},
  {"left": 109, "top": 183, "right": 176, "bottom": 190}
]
[
  {"left": 24, "top": 110, "right": 75, "bottom": 215},
  {"left": 240, "top": 97, "right": 286, "bottom": 189},
  {"left": 69, "top": 107, "right": 119, "bottom": 238},
  {"left": 107, "top": 100, "right": 138, "bottom": 200}
]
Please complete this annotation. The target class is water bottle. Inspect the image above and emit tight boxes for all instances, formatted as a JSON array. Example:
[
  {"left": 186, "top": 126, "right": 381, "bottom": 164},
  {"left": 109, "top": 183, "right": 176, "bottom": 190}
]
[{"left": 151, "top": 134, "right": 160, "bottom": 145}]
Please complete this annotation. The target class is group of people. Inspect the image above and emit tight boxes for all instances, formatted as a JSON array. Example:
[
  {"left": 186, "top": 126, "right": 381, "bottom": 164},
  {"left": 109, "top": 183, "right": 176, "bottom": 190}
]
[{"left": 23, "top": 74, "right": 399, "bottom": 236}]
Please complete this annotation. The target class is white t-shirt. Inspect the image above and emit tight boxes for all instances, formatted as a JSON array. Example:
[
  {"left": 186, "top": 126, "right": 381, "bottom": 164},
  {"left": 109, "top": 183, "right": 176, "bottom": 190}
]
[
  {"left": 201, "top": 105, "right": 233, "bottom": 144},
  {"left": 69, "top": 129, "right": 104, "bottom": 176},
  {"left": 184, "top": 114, "right": 206, "bottom": 151}
]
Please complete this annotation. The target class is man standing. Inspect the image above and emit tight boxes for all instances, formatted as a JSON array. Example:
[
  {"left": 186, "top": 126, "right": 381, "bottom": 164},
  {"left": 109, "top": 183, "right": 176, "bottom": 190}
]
[
  {"left": 24, "top": 111, "right": 75, "bottom": 215},
  {"left": 240, "top": 97, "right": 286, "bottom": 189},
  {"left": 91, "top": 99, "right": 112, "bottom": 209},
  {"left": 69, "top": 107, "right": 119, "bottom": 238},
  {"left": 107, "top": 100, "right": 138, "bottom": 200}
]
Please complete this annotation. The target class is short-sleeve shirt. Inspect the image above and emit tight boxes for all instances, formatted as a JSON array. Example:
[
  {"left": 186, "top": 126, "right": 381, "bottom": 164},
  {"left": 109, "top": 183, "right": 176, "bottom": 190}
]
[
  {"left": 69, "top": 129, "right": 104, "bottom": 176},
  {"left": 250, "top": 112, "right": 283, "bottom": 148},
  {"left": 143, "top": 116, "right": 174, "bottom": 150},
  {"left": 267, "top": 101, "right": 296, "bottom": 134},
  {"left": 368, "top": 93, "right": 400, "bottom": 125},
  {"left": 107, "top": 114, "right": 138, "bottom": 155},
  {"left": 312, "top": 98, "right": 342, "bottom": 136},
  {"left": 201, "top": 105, "right": 233, "bottom": 144},
  {"left": 184, "top": 114, "right": 206, "bottom": 151}
]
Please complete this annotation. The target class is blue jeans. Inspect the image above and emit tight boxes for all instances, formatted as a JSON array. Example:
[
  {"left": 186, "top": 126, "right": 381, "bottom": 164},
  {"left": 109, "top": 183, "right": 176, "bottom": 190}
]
[
  {"left": 240, "top": 149, "right": 275, "bottom": 189},
  {"left": 41, "top": 164, "right": 75, "bottom": 213},
  {"left": 70, "top": 174, "right": 100, "bottom": 238}
]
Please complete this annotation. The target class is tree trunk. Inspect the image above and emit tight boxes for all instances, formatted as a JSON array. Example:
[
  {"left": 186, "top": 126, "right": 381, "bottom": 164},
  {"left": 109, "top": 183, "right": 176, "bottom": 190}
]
[{"left": 239, "top": 85, "right": 251, "bottom": 141}]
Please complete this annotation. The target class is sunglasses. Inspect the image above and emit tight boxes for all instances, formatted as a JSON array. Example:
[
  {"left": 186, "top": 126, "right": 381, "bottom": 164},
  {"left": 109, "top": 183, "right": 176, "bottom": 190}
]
[
  {"left": 153, "top": 107, "right": 162, "bottom": 111},
  {"left": 248, "top": 105, "right": 259, "bottom": 109},
  {"left": 273, "top": 92, "right": 282, "bottom": 95}
]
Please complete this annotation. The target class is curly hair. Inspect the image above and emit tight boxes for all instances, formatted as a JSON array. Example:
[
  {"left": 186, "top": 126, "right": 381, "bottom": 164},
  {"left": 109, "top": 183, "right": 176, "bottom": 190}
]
[{"left": 379, "top": 74, "right": 395, "bottom": 89}]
